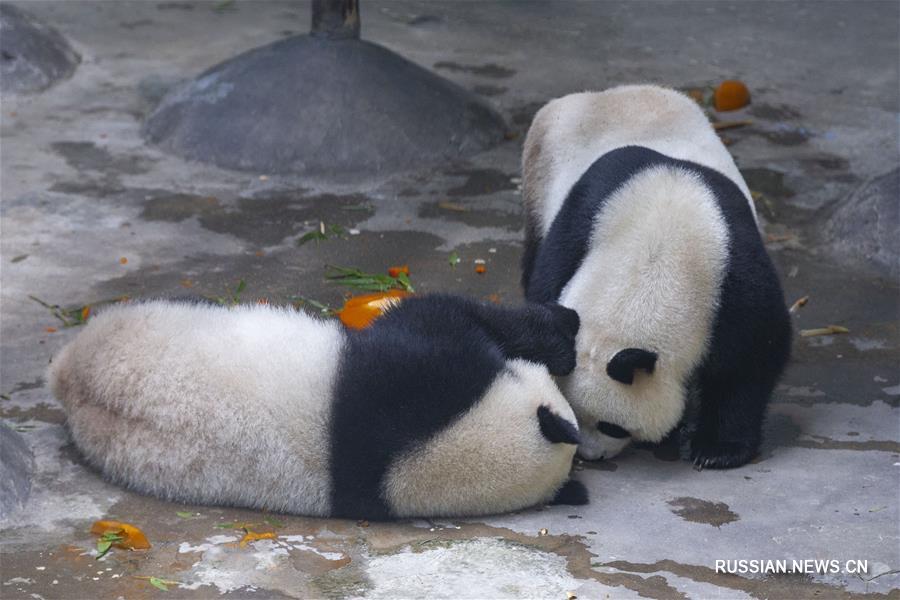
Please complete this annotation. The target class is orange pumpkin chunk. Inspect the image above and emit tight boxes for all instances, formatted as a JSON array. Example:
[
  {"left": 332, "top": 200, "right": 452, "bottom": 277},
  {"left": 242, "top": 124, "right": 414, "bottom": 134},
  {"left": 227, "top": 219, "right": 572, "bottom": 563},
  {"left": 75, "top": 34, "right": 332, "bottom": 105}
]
[
  {"left": 90, "top": 520, "right": 151, "bottom": 550},
  {"left": 338, "top": 290, "right": 409, "bottom": 330},
  {"left": 714, "top": 80, "right": 751, "bottom": 111}
]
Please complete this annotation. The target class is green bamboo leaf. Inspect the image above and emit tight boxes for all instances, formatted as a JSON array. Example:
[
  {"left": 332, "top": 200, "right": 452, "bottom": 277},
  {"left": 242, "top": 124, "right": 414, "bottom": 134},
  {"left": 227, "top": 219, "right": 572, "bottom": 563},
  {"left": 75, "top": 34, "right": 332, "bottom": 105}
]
[{"left": 149, "top": 577, "right": 170, "bottom": 591}]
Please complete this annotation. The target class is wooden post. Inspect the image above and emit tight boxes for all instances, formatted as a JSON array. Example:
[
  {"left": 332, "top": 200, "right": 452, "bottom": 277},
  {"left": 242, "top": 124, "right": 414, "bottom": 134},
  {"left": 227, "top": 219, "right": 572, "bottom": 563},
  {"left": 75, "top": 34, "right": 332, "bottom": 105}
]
[{"left": 311, "top": 0, "right": 360, "bottom": 40}]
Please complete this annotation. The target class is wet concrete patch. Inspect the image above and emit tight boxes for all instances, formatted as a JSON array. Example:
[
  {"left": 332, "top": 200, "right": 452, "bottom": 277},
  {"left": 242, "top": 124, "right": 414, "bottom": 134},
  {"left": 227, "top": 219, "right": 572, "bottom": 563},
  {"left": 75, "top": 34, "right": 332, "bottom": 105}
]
[
  {"left": 418, "top": 201, "right": 520, "bottom": 230},
  {"left": 433, "top": 61, "right": 516, "bottom": 79},
  {"left": 741, "top": 166, "right": 796, "bottom": 213},
  {"left": 49, "top": 178, "right": 126, "bottom": 199},
  {"left": 752, "top": 125, "right": 812, "bottom": 146},
  {"left": 749, "top": 102, "right": 802, "bottom": 121},
  {"left": 139, "top": 192, "right": 374, "bottom": 247},
  {"left": 10, "top": 378, "right": 44, "bottom": 394},
  {"left": 0, "top": 402, "right": 65, "bottom": 425},
  {"left": 445, "top": 168, "right": 517, "bottom": 197},
  {"left": 140, "top": 193, "right": 221, "bottom": 222},
  {"left": 666, "top": 497, "right": 739, "bottom": 527},
  {"left": 472, "top": 84, "right": 507, "bottom": 97},
  {"left": 51, "top": 141, "right": 155, "bottom": 175}
]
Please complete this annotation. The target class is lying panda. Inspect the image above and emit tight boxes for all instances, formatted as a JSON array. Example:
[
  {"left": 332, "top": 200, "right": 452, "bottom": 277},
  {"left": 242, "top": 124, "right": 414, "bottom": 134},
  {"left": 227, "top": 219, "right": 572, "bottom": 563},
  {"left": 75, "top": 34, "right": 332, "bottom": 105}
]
[
  {"left": 50, "top": 294, "right": 587, "bottom": 519},
  {"left": 521, "top": 84, "right": 791, "bottom": 469}
]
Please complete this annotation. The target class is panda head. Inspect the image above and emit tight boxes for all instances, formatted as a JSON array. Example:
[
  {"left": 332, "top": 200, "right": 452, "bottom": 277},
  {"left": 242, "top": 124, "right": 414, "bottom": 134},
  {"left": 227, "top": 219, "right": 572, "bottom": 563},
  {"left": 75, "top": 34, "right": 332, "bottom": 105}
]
[
  {"left": 563, "top": 346, "right": 680, "bottom": 461},
  {"left": 383, "top": 359, "right": 583, "bottom": 517}
]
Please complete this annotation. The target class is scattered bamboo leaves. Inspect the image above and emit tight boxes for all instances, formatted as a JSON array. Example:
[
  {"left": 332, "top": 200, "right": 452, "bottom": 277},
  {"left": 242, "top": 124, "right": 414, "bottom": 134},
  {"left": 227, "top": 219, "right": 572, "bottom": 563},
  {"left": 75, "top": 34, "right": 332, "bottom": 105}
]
[
  {"left": 800, "top": 325, "right": 849, "bottom": 337},
  {"left": 134, "top": 576, "right": 180, "bottom": 591},
  {"left": 325, "top": 265, "right": 414, "bottom": 293},
  {"left": 176, "top": 511, "right": 198, "bottom": 519},
  {"left": 263, "top": 516, "right": 284, "bottom": 528},
  {"left": 13, "top": 424, "right": 37, "bottom": 433},
  {"left": 448, "top": 252, "right": 461, "bottom": 268},
  {"left": 297, "top": 222, "right": 346, "bottom": 246},
  {"left": 11, "top": 254, "right": 28, "bottom": 263},
  {"left": 28, "top": 295, "right": 124, "bottom": 328},
  {"left": 291, "top": 296, "right": 337, "bottom": 316},
  {"left": 96, "top": 531, "right": 124, "bottom": 559},
  {"left": 213, "top": 280, "right": 246, "bottom": 306}
]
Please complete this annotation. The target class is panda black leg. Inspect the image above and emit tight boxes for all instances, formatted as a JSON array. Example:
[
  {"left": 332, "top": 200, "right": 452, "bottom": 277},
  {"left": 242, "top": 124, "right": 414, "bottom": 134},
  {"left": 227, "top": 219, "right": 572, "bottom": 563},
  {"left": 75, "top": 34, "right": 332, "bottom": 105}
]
[
  {"left": 549, "top": 479, "right": 589, "bottom": 506},
  {"left": 470, "top": 302, "right": 579, "bottom": 376},
  {"left": 690, "top": 376, "right": 767, "bottom": 470}
]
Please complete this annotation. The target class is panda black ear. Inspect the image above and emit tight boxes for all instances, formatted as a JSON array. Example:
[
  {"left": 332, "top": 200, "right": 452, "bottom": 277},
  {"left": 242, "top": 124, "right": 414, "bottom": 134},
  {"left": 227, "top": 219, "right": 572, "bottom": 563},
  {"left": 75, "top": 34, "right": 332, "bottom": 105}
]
[
  {"left": 537, "top": 406, "right": 581, "bottom": 445},
  {"left": 606, "top": 348, "right": 658, "bottom": 385}
]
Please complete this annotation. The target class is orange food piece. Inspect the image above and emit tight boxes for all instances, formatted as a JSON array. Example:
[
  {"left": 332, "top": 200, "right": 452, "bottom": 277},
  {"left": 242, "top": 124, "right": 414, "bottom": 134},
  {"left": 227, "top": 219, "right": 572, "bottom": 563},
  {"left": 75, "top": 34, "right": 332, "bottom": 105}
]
[
  {"left": 387, "top": 265, "right": 410, "bottom": 278},
  {"left": 45, "top": 326, "right": 57, "bottom": 333},
  {"left": 338, "top": 290, "right": 409, "bottom": 330},
  {"left": 119, "top": 257, "right": 128, "bottom": 265},
  {"left": 714, "top": 80, "right": 750, "bottom": 111},
  {"left": 239, "top": 531, "right": 277, "bottom": 548},
  {"left": 475, "top": 264, "right": 486, "bottom": 274},
  {"left": 81, "top": 306, "right": 91, "bottom": 321},
  {"left": 90, "top": 520, "right": 151, "bottom": 550}
]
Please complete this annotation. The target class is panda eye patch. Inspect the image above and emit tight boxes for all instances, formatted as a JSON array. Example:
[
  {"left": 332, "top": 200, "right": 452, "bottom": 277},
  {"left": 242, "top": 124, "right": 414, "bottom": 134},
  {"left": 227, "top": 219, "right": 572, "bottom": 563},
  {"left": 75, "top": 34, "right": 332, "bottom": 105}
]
[{"left": 597, "top": 421, "right": 630, "bottom": 438}]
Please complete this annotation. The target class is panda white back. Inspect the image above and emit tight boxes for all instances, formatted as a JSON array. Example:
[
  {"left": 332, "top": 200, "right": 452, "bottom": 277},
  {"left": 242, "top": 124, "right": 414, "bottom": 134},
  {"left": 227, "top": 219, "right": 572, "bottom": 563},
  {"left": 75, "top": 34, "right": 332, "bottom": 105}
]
[
  {"left": 523, "top": 84, "right": 755, "bottom": 237},
  {"left": 51, "top": 301, "right": 344, "bottom": 516}
]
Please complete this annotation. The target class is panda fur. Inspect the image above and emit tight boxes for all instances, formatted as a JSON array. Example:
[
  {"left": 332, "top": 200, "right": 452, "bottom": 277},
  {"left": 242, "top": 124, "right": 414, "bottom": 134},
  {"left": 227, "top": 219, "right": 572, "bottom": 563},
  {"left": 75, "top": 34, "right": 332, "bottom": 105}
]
[
  {"left": 49, "top": 294, "right": 586, "bottom": 519},
  {"left": 521, "top": 85, "right": 791, "bottom": 469}
]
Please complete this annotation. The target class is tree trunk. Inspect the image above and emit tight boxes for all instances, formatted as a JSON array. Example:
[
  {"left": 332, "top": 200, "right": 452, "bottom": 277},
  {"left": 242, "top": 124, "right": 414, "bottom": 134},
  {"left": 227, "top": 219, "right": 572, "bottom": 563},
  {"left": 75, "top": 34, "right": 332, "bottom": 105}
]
[{"left": 311, "top": 0, "right": 360, "bottom": 40}]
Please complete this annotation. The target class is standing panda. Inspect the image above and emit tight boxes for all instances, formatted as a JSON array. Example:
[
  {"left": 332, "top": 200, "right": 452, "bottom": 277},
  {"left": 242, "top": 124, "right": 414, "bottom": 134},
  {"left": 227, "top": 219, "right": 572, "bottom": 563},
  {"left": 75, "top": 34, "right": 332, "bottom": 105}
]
[
  {"left": 521, "top": 84, "right": 791, "bottom": 469},
  {"left": 50, "top": 294, "right": 587, "bottom": 519}
]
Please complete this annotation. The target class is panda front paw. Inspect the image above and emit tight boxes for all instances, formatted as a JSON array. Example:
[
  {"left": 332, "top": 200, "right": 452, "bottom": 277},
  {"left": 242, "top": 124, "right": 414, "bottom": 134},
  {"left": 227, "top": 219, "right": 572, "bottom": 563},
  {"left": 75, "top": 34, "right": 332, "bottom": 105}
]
[{"left": 690, "top": 438, "right": 757, "bottom": 470}]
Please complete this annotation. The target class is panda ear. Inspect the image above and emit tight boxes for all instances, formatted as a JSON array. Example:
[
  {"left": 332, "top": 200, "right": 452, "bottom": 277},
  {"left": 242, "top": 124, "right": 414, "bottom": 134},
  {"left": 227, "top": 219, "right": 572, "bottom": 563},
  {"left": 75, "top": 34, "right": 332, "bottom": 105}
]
[
  {"left": 537, "top": 406, "right": 581, "bottom": 445},
  {"left": 606, "top": 348, "right": 658, "bottom": 385}
]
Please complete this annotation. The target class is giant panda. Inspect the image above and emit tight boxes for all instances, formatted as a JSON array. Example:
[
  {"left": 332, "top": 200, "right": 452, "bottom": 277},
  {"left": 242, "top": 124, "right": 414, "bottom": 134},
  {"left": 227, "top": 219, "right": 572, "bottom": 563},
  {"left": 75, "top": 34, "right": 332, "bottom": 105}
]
[
  {"left": 49, "top": 294, "right": 587, "bottom": 519},
  {"left": 521, "top": 84, "right": 791, "bottom": 469}
]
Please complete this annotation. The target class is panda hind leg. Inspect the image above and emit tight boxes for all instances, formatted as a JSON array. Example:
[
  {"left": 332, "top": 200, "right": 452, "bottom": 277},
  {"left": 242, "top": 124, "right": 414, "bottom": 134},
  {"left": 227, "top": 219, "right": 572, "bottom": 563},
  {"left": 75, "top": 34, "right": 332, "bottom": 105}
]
[
  {"left": 690, "top": 376, "right": 769, "bottom": 470},
  {"left": 549, "top": 479, "right": 589, "bottom": 506}
]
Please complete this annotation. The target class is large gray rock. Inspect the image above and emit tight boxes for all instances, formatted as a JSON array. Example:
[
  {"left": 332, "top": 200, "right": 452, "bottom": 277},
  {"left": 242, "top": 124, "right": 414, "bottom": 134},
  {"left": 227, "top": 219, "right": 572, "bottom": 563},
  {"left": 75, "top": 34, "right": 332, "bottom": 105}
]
[
  {"left": 821, "top": 168, "right": 899, "bottom": 280},
  {"left": 0, "top": 422, "right": 34, "bottom": 521},
  {"left": 143, "top": 35, "right": 506, "bottom": 178},
  {"left": 0, "top": 3, "right": 80, "bottom": 94}
]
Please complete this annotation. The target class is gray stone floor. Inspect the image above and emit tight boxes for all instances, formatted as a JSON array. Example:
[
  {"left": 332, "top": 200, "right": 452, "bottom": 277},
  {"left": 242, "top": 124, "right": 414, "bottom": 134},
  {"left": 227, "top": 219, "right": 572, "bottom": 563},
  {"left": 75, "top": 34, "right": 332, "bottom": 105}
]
[{"left": 1, "top": 2, "right": 898, "bottom": 598}]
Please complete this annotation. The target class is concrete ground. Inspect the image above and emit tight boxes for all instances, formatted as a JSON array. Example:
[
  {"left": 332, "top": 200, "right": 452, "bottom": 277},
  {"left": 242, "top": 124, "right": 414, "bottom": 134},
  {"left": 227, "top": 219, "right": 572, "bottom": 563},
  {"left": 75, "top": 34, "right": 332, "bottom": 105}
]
[{"left": 1, "top": 1, "right": 898, "bottom": 598}]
